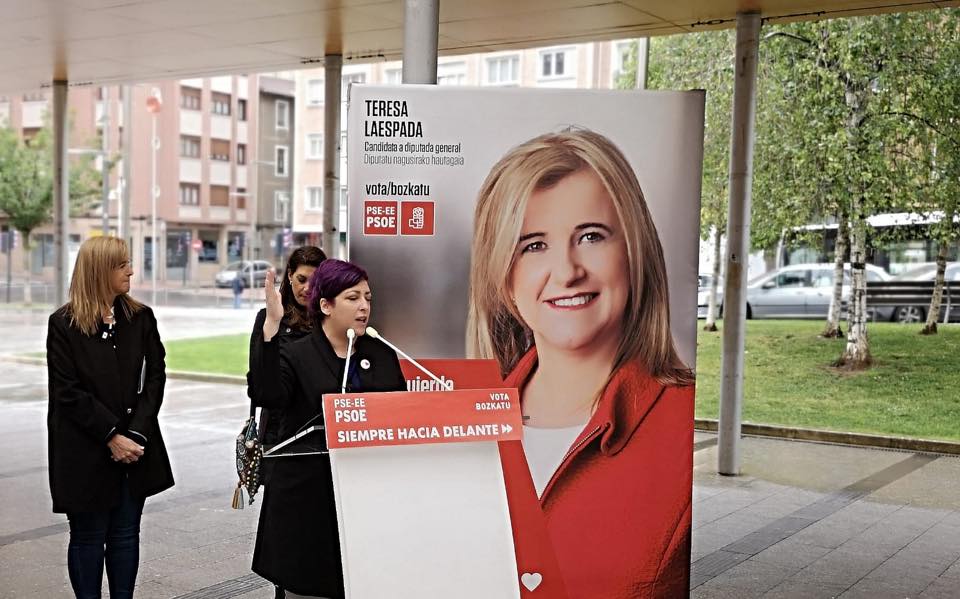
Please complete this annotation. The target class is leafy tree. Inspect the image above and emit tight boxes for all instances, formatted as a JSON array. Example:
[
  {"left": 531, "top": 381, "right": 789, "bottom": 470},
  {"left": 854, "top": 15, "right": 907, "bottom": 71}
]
[
  {"left": 0, "top": 121, "right": 101, "bottom": 304},
  {"left": 755, "top": 14, "right": 943, "bottom": 368},
  {"left": 629, "top": 30, "right": 735, "bottom": 331}
]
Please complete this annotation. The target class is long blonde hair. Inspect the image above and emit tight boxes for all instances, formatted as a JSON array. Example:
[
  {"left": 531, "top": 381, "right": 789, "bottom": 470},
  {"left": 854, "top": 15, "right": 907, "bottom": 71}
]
[
  {"left": 467, "top": 128, "right": 693, "bottom": 387},
  {"left": 63, "top": 236, "right": 144, "bottom": 336}
]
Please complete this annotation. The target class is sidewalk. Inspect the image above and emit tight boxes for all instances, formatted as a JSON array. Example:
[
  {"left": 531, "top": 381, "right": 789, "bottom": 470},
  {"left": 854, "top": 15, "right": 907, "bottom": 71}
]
[{"left": 1, "top": 362, "right": 958, "bottom": 598}]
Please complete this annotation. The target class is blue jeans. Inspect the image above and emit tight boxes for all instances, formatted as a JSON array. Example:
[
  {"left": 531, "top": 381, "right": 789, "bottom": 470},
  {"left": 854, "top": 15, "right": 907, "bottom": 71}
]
[{"left": 66, "top": 478, "right": 146, "bottom": 599}]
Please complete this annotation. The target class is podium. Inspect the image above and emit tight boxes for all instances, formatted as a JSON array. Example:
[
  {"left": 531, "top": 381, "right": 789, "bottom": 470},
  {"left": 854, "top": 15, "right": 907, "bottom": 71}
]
[{"left": 323, "top": 388, "right": 525, "bottom": 599}]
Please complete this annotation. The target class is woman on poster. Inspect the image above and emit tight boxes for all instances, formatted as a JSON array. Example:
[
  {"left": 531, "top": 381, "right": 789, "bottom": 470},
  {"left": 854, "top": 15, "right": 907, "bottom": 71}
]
[
  {"left": 468, "top": 128, "right": 695, "bottom": 599},
  {"left": 47, "top": 236, "right": 173, "bottom": 599},
  {"left": 252, "top": 259, "right": 407, "bottom": 599}
]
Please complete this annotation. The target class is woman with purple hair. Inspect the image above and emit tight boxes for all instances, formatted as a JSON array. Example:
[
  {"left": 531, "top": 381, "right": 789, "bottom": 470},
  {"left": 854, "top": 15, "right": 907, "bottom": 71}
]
[{"left": 251, "top": 259, "right": 406, "bottom": 599}]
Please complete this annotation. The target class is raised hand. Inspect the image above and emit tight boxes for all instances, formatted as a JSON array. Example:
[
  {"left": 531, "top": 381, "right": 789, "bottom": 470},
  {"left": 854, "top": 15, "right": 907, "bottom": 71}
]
[{"left": 262, "top": 268, "right": 282, "bottom": 341}]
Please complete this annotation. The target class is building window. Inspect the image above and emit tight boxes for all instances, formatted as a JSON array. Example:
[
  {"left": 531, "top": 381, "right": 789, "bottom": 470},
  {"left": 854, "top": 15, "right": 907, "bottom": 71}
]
[
  {"left": 212, "top": 92, "right": 231, "bottom": 116},
  {"left": 274, "top": 191, "right": 290, "bottom": 222},
  {"left": 307, "top": 79, "right": 323, "bottom": 105},
  {"left": 179, "top": 135, "right": 200, "bottom": 158},
  {"left": 341, "top": 73, "right": 366, "bottom": 99},
  {"left": 540, "top": 48, "right": 574, "bottom": 79},
  {"left": 198, "top": 230, "right": 219, "bottom": 262},
  {"left": 486, "top": 55, "right": 520, "bottom": 85},
  {"left": 180, "top": 87, "right": 201, "bottom": 110},
  {"left": 210, "top": 139, "right": 230, "bottom": 161},
  {"left": 306, "top": 186, "right": 322, "bottom": 211},
  {"left": 210, "top": 185, "right": 230, "bottom": 207},
  {"left": 179, "top": 183, "right": 200, "bottom": 206},
  {"left": 384, "top": 69, "right": 401, "bottom": 85},
  {"left": 307, "top": 134, "right": 323, "bottom": 160},
  {"left": 437, "top": 62, "right": 466, "bottom": 86},
  {"left": 274, "top": 145, "right": 288, "bottom": 177},
  {"left": 235, "top": 187, "right": 246, "bottom": 210},
  {"left": 237, "top": 99, "right": 247, "bottom": 121},
  {"left": 613, "top": 41, "right": 633, "bottom": 80},
  {"left": 276, "top": 100, "right": 290, "bottom": 130},
  {"left": 23, "top": 91, "right": 47, "bottom": 102},
  {"left": 237, "top": 143, "right": 246, "bottom": 165}
]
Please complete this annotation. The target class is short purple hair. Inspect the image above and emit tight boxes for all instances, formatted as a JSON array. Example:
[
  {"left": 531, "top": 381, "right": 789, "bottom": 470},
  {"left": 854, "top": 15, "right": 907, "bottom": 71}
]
[{"left": 307, "top": 259, "right": 368, "bottom": 321}]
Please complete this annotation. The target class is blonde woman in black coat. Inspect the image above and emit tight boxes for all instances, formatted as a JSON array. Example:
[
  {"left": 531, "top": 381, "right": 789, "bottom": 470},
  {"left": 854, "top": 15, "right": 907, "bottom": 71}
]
[{"left": 47, "top": 236, "right": 173, "bottom": 599}]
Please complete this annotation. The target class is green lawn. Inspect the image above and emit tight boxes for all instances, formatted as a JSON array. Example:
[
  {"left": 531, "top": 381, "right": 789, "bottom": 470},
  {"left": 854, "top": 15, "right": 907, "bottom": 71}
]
[
  {"left": 695, "top": 320, "right": 960, "bottom": 442},
  {"left": 165, "top": 334, "right": 249, "bottom": 376},
  {"left": 158, "top": 321, "right": 960, "bottom": 442}
]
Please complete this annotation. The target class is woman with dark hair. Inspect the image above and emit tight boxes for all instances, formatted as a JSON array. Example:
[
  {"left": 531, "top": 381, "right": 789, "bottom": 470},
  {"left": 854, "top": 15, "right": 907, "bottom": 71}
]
[
  {"left": 252, "top": 259, "right": 407, "bottom": 599},
  {"left": 247, "top": 245, "right": 326, "bottom": 450},
  {"left": 47, "top": 236, "right": 173, "bottom": 599}
]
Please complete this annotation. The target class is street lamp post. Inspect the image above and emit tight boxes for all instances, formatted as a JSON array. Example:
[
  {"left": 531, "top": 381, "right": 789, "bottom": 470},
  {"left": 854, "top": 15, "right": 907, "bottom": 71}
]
[
  {"left": 100, "top": 86, "right": 111, "bottom": 236},
  {"left": 146, "top": 88, "right": 162, "bottom": 305}
]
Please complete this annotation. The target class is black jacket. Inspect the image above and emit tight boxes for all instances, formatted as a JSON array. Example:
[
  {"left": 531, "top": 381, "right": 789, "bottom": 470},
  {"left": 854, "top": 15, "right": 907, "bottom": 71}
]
[
  {"left": 251, "top": 327, "right": 406, "bottom": 597},
  {"left": 246, "top": 308, "right": 310, "bottom": 447},
  {"left": 46, "top": 300, "right": 174, "bottom": 513}
]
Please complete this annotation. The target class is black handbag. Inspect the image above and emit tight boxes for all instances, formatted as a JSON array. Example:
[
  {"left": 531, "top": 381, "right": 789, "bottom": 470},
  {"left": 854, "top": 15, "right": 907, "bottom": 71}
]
[{"left": 232, "top": 415, "right": 263, "bottom": 509}]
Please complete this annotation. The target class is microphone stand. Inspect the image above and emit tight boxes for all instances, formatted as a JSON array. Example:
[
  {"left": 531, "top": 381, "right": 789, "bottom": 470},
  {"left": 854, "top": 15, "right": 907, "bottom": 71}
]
[{"left": 365, "top": 326, "right": 451, "bottom": 390}]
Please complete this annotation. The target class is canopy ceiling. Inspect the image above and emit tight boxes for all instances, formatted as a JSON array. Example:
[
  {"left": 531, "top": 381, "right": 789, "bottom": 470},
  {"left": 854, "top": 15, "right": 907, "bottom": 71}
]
[{"left": 0, "top": 0, "right": 955, "bottom": 93}]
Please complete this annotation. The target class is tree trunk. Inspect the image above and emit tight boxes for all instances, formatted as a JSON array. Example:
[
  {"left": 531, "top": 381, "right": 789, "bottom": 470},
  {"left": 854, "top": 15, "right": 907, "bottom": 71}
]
[
  {"left": 21, "top": 230, "right": 32, "bottom": 306},
  {"left": 704, "top": 225, "right": 723, "bottom": 332},
  {"left": 822, "top": 215, "right": 848, "bottom": 338},
  {"left": 838, "top": 212, "right": 870, "bottom": 369},
  {"left": 920, "top": 240, "right": 948, "bottom": 335}
]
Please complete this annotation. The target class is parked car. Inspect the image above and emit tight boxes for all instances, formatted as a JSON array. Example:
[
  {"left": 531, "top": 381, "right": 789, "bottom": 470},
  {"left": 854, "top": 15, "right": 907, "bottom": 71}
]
[
  {"left": 703, "top": 263, "right": 890, "bottom": 320},
  {"left": 697, "top": 274, "right": 723, "bottom": 319},
  {"left": 214, "top": 260, "right": 274, "bottom": 288},
  {"left": 886, "top": 262, "right": 960, "bottom": 323}
]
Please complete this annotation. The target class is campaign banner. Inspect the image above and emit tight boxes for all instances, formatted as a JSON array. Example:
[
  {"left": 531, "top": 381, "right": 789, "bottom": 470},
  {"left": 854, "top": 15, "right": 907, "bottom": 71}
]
[
  {"left": 398, "top": 358, "right": 502, "bottom": 391},
  {"left": 347, "top": 85, "right": 703, "bottom": 598},
  {"left": 323, "top": 388, "right": 522, "bottom": 449}
]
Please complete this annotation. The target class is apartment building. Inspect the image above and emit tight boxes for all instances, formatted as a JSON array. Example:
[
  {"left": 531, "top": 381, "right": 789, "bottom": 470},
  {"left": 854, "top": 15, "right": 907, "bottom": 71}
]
[
  {"left": 0, "top": 75, "right": 284, "bottom": 286},
  {"left": 290, "top": 39, "right": 638, "bottom": 252}
]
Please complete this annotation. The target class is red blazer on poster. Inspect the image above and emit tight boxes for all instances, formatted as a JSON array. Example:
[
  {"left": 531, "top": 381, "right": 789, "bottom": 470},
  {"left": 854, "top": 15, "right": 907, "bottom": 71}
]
[{"left": 500, "top": 348, "right": 693, "bottom": 599}]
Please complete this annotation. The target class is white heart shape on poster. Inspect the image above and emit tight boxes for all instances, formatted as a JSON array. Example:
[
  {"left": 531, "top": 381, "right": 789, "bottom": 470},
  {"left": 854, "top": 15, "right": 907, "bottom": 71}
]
[{"left": 521, "top": 572, "right": 543, "bottom": 591}]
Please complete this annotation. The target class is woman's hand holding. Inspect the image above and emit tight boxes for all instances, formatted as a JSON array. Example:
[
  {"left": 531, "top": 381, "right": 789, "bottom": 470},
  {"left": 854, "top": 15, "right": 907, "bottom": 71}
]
[
  {"left": 263, "top": 269, "right": 282, "bottom": 341},
  {"left": 108, "top": 434, "right": 144, "bottom": 464}
]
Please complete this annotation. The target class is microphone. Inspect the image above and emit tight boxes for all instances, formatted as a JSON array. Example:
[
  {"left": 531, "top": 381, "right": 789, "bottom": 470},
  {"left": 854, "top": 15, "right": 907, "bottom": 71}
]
[
  {"left": 364, "top": 326, "right": 452, "bottom": 390},
  {"left": 341, "top": 328, "right": 357, "bottom": 394}
]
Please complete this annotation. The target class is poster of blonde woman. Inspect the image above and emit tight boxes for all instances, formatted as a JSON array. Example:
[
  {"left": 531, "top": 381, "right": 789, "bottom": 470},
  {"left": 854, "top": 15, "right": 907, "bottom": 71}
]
[{"left": 347, "top": 85, "right": 704, "bottom": 598}]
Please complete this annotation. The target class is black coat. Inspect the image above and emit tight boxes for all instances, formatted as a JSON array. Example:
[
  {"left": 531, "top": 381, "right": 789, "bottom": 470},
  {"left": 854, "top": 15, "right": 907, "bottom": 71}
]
[
  {"left": 252, "top": 328, "right": 406, "bottom": 598},
  {"left": 46, "top": 300, "right": 174, "bottom": 514},
  {"left": 246, "top": 308, "right": 310, "bottom": 448}
]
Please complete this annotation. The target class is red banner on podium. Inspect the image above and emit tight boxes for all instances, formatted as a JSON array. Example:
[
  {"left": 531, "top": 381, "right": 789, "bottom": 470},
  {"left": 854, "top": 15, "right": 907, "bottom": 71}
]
[{"left": 323, "top": 388, "right": 522, "bottom": 449}]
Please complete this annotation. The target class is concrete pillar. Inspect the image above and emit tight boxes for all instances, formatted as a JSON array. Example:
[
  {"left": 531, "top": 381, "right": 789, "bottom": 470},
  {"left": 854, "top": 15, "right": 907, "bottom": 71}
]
[
  {"left": 322, "top": 55, "right": 343, "bottom": 257},
  {"left": 120, "top": 85, "right": 133, "bottom": 248},
  {"left": 402, "top": 0, "right": 439, "bottom": 84},
  {"left": 718, "top": 12, "right": 762, "bottom": 476},
  {"left": 52, "top": 81, "right": 70, "bottom": 307},
  {"left": 635, "top": 38, "right": 650, "bottom": 90}
]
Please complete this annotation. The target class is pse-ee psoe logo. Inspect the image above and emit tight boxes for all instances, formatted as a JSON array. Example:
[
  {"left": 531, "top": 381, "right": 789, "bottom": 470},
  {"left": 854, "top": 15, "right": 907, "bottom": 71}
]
[{"left": 363, "top": 200, "right": 435, "bottom": 236}]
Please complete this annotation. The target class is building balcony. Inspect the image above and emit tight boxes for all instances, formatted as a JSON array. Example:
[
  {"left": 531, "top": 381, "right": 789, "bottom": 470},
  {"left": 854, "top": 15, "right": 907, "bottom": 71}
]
[
  {"left": 236, "top": 165, "right": 247, "bottom": 188},
  {"left": 210, "top": 206, "right": 231, "bottom": 221},
  {"left": 22, "top": 101, "right": 46, "bottom": 128},
  {"left": 179, "top": 205, "right": 201, "bottom": 220},
  {"left": 237, "top": 122, "right": 247, "bottom": 144},
  {"left": 209, "top": 161, "right": 231, "bottom": 186},
  {"left": 180, "top": 110, "right": 202, "bottom": 136},
  {"left": 179, "top": 158, "right": 202, "bottom": 183},
  {"left": 211, "top": 76, "right": 233, "bottom": 95},
  {"left": 210, "top": 115, "right": 231, "bottom": 140}
]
